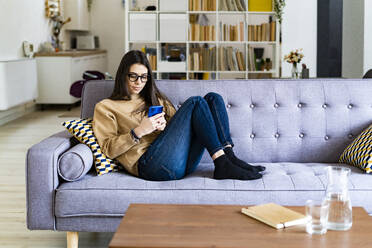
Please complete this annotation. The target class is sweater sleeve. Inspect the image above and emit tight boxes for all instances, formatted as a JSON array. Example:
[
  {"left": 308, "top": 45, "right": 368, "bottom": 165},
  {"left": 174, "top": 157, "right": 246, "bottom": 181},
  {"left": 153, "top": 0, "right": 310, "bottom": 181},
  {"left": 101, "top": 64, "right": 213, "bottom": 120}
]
[
  {"left": 93, "top": 102, "right": 138, "bottom": 159},
  {"left": 162, "top": 99, "right": 177, "bottom": 122}
]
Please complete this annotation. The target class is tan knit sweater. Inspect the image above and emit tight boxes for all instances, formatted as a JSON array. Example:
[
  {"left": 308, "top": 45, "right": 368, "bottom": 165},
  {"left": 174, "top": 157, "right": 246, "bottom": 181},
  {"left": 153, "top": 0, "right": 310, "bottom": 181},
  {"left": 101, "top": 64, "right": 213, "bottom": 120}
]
[{"left": 92, "top": 94, "right": 176, "bottom": 176}]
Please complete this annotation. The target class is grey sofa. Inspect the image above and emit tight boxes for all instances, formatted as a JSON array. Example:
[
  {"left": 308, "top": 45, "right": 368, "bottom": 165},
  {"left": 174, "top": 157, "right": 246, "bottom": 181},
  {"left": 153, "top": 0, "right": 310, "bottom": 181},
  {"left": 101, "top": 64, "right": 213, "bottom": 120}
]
[{"left": 27, "top": 79, "right": 372, "bottom": 235}]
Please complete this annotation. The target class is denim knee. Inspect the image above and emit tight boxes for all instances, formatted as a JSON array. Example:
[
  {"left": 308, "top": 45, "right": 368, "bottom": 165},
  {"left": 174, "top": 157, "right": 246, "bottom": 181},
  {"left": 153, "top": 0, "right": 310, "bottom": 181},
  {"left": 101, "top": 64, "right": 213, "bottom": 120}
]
[
  {"left": 184, "top": 96, "right": 207, "bottom": 106},
  {"left": 188, "top": 95, "right": 204, "bottom": 102},
  {"left": 204, "top": 92, "right": 223, "bottom": 102}
]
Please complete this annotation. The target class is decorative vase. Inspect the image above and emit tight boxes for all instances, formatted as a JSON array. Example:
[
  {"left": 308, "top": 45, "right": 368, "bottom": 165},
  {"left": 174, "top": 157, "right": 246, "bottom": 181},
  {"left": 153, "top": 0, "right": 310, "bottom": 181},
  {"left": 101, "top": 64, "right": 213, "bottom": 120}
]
[{"left": 291, "top": 63, "right": 299, "bottom": 79}]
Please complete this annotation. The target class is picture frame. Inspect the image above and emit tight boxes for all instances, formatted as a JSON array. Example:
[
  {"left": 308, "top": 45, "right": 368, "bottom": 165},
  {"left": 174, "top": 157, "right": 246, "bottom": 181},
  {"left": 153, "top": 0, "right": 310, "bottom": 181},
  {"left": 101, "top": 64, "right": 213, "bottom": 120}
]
[{"left": 45, "top": 0, "right": 61, "bottom": 18}]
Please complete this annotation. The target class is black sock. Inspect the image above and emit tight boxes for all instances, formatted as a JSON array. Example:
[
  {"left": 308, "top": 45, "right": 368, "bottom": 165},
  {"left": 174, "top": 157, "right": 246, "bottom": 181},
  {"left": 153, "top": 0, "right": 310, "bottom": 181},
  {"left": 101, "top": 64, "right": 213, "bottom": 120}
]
[
  {"left": 223, "top": 147, "right": 266, "bottom": 172},
  {"left": 213, "top": 155, "right": 262, "bottom": 180}
]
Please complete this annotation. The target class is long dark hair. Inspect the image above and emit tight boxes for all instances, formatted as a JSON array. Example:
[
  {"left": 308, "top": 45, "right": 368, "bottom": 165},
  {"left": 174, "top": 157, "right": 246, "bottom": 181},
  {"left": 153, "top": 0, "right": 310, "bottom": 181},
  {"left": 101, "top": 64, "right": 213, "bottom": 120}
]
[{"left": 110, "top": 50, "right": 168, "bottom": 114}]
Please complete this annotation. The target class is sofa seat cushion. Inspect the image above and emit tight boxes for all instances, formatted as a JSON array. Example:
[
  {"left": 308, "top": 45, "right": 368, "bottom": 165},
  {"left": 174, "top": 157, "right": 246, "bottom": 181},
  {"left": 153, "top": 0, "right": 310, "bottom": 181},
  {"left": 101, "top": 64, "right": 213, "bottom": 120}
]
[{"left": 55, "top": 162, "right": 372, "bottom": 218}]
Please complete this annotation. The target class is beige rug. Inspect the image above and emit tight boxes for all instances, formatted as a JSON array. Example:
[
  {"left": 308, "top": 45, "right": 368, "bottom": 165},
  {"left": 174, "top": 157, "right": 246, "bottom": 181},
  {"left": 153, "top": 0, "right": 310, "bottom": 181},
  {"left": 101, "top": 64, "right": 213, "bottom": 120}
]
[{"left": 58, "top": 107, "right": 81, "bottom": 118}]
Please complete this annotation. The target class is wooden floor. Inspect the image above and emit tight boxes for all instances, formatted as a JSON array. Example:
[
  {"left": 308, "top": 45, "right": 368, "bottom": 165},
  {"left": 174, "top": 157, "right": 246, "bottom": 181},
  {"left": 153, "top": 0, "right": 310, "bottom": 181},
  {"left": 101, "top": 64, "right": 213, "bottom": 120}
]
[{"left": 0, "top": 106, "right": 113, "bottom": 247}]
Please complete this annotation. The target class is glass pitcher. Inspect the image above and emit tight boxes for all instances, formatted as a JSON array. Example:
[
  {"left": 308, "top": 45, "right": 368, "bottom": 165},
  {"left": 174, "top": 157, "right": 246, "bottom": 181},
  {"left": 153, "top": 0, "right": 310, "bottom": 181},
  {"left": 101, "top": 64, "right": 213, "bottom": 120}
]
[{"left": 324, "top": 166, "right": 352, "bottom": 231}]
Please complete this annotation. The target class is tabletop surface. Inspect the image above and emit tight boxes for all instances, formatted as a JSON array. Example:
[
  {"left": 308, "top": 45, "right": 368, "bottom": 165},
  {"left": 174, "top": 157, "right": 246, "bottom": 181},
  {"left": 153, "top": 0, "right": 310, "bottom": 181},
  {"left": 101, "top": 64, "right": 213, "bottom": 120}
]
[{"left": 109, "top": 204, "right": 372, "bottom": 248}]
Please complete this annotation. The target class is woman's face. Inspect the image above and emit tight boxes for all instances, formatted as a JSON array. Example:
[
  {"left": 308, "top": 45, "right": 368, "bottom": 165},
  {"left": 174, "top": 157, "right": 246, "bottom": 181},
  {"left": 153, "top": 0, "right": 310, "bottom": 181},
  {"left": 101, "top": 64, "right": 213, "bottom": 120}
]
[{"left": 127, "top": 63, "right": 148, "bottom": 95}]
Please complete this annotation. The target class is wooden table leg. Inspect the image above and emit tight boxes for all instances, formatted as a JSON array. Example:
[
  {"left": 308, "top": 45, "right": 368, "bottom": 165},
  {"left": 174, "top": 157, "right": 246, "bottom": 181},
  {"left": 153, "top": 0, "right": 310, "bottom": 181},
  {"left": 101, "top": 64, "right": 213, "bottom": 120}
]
[{"left": 67, "top": 232, "right": 79, "bottom": 248}]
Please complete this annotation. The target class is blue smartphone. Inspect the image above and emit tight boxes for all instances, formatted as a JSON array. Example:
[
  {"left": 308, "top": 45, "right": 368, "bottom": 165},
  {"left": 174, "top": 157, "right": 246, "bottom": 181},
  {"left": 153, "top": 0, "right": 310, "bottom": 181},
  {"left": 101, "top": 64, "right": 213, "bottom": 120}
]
[{"left": 148, "top": 106, "right": 163, "bottom": 117}]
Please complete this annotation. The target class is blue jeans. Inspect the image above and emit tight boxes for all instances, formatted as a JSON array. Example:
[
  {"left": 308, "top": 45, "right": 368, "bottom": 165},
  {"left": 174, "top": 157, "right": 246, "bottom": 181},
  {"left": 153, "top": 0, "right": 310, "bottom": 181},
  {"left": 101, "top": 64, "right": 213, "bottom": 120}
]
[{"left": 138, "top": 92, "right": 234, "bottom": 181}]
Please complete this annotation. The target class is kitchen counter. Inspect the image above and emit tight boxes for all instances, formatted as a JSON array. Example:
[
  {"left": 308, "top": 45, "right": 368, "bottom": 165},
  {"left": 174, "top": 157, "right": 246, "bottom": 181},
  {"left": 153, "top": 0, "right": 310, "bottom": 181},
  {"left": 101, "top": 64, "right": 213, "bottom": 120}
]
[{"left": 34, "top": 49, "right": 107, "bottom": 57}]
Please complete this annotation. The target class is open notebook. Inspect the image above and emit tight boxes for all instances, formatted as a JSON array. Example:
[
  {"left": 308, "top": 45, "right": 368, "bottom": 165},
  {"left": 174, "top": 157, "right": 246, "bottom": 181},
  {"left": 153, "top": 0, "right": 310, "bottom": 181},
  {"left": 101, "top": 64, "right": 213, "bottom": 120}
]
[{"left": 241, "top": 203, "right": 310, "bottom": 229}]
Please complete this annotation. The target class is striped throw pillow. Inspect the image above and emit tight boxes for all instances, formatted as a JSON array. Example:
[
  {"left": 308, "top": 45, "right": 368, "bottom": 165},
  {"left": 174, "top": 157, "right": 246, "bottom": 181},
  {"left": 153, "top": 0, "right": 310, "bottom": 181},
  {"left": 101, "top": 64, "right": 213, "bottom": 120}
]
[
  {"left": 339, "top": 124, "right": 372, "bottom": 173},
  {"left": 62, "top": 118, "right": 121, "bottom": 176}
]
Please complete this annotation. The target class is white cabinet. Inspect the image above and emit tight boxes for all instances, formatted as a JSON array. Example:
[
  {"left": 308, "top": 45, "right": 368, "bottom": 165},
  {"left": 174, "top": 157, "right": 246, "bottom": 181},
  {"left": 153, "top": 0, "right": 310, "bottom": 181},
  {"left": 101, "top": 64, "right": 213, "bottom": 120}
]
[
  {"left": 159, "top": 14, "right": 187, "bottom": 41},
  {"left": 35, "top": 53, "right": 107, "bottom": 104},
  {"left": 0, "top": 59, "right": 38, "bottom": 110},
  {"left": 159, "top": 0, "right": 188, "bottom": 11},
  {"left": 129, "top": 14, "right": 157, "bottom": 41},
  {"left": 64, "top": 0, "right": 90, "bottom": 31}
]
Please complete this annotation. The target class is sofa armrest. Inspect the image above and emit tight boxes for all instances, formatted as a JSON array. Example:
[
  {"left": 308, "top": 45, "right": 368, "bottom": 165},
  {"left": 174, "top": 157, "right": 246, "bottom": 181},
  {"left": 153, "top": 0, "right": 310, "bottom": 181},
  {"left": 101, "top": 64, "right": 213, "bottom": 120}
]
[{"left": 26, "top": 130, "right": 76, "bottom": 230}]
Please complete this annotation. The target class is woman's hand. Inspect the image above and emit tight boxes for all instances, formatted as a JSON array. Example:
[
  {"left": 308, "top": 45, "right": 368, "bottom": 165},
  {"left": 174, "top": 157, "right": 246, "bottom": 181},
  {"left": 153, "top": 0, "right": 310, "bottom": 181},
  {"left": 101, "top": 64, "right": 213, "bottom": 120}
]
[
  {"left": 153, "top": 112, "right": 167, "bottom": 131},
  {"left": 134, "top": 112, "right": 167, "bottom": 137}
]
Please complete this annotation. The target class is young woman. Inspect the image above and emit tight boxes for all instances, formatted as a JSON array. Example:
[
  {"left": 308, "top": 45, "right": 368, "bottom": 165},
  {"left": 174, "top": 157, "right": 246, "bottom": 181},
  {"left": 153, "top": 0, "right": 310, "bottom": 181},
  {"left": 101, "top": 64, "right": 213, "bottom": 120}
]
[{"left": 93, "top": 50, "right": 265, "bottom": 181}]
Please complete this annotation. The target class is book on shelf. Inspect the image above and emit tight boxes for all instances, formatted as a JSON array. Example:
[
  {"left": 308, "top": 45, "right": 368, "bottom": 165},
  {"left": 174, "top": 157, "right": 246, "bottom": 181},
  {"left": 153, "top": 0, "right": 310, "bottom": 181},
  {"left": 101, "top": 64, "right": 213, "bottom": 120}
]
[
  {"left": 189, "top": 45, "right": 216, "bottom": 71},
  {"left": 240, "top": 0, "right": 247, "bottom": 11},
  {"left": 189, "top": 0, "right": 216, "bottom": 11},
  {"left": 202, "top": 72, "right": 210, "bottom": 80},
  {"left": 219, "top": 0, "right": 246, "bottom": 11},
  {"left": 141, "top": 47, "right": 157, "bottom": 70},
  {"left": 247, "top": 46, "right": 256, "bottom": 71},
  {"left": 241, "top": 203, "right": 310, "bottom": 229},
  {"left": 219, "top": 21, "right": 245, "bottom": 41},
  {"left": 270, "top": 21, "right": 276, "bottom": 41},
  {"left": 239, "top": 22, "right": 244, "bottom": 41},
  {"left": 236, "top": 51, "right": 245, "bottom": 71},
  {"left": 218, "top": 46, "right": 245, "bottom": 71},
  {"left": 219, "top": 0, "right": 227, "bottom": 11},
  {"left": 218, "top": 46, "right": 225, "bottom": 71},
  {"left": 248, "top": 21, "right": 276, "bottom": 41},
  {"left": 189, "top": 14, "right": 215, "bottom": 41},
  {"left": 190, "top": 24, "right": 216, "bottom": 41},
  {"left": 149, "top": 55, "right": 157, "bottom": 71},
  {"left": 227, "top": 0, "right": 234, "bottom": 11},
  {"left": 227, "top": 47, "right": 234, "bottom": 71},
  {"left": 189, "top": 72, "right": 215, "bottom": 80}
]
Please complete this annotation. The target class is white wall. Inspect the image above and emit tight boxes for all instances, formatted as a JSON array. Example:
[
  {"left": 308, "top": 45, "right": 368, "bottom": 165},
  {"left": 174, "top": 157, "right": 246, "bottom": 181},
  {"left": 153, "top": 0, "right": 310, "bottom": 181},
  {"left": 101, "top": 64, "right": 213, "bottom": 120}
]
[
  {"left": 90, "top": 0, "right": 125, "bottom": 76},
  {"left": 364, "top": 0, "right": 372, "bottom": 75},
  {"left": 282, "top": 0, "right": 317, "bottom": 77},
  {"left": 0, "top": 0, "right": 50, "bottom": 60},
  {"left": 0, "top": 0, "right": 50, "bottom": 124},
  {"left": 342, "top": 0, "right": 364, "bottom": 78}
]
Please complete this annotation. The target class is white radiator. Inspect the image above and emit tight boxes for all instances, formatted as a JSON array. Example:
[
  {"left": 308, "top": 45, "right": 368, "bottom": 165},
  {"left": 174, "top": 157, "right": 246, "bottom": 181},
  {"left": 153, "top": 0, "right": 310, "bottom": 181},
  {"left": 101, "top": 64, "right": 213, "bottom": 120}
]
[{"left": 0, "top": 59, "right": 38, "bottom": 110}]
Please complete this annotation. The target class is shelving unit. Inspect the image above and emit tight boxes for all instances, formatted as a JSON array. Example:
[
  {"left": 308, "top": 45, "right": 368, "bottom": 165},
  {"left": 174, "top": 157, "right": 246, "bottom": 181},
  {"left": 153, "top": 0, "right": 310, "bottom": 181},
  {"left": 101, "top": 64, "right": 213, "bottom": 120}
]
[{"left": 124, "top": 0, "right": 280, "bottom": 80}]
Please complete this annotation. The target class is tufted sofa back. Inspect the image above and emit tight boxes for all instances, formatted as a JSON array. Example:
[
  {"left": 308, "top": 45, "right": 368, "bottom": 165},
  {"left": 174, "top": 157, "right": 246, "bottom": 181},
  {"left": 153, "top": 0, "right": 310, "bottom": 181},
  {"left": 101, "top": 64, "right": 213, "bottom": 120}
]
[{"left": 81, "top": 79, "right": 372, "bottom": 163}]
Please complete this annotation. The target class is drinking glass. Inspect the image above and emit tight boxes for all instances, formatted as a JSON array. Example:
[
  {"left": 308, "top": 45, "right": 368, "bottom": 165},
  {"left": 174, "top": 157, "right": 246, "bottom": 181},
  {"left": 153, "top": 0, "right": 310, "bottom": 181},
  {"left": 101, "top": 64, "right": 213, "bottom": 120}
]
[{"left": 305, "top": 199, "right": 329, "bottom": 235}]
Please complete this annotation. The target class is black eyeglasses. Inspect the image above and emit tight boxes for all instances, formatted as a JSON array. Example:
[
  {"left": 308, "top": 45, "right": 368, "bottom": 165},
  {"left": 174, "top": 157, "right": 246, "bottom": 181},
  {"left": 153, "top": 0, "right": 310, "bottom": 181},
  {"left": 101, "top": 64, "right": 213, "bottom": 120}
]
[{"left": 127, "top": 73, "right": 148, "bottom": 83}]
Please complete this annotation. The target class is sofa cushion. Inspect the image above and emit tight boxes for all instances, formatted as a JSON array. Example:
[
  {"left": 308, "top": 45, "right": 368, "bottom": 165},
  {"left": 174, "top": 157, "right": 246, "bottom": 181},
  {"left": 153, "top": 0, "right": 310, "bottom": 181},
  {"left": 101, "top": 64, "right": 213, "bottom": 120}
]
[
  {"left": 57, "top": 143, "right": 94, "bottom": 181},
  {"left": 62, "top": 118, "right": 121, "bottom": 175},
  {"left": 339, "top": 123, "right": 372, "bottom": 173},
  {"left": 55, "top": 162, "right": 372, "bottom": 218}
]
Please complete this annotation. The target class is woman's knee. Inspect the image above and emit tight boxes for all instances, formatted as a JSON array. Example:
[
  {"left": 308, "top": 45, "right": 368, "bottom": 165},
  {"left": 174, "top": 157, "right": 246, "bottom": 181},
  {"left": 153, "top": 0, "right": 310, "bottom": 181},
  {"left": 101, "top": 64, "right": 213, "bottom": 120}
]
[
  {"left": 189, "top": 95, "right": 204, "bottom": 102},
  {"left": 204, "top": 92, "right": 223, "bottom": 102},
  {"left": 184, "top": 96, "right": 206, "bottom": 106}
]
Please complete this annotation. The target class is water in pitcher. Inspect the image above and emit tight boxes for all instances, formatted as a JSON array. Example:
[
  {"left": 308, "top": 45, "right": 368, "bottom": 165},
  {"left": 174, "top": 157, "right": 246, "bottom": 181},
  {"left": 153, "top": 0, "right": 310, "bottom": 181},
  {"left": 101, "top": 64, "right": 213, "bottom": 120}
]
[
  {"left": 325, "top": 192, "right": 352, "bottom": 230},
  {"left": 325, "top": 166, "right": 353, "bottom": 231}
]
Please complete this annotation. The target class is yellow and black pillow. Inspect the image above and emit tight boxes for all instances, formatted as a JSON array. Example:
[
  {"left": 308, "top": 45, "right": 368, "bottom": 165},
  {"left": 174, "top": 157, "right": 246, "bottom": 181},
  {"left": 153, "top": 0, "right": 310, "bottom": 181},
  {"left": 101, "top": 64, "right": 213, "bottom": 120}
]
[
  {"left": 62, "top": 118, "right": 121, "bottom": 176},
  {"left": 339, "top": 124, "right": 372, "bottom": 173}
]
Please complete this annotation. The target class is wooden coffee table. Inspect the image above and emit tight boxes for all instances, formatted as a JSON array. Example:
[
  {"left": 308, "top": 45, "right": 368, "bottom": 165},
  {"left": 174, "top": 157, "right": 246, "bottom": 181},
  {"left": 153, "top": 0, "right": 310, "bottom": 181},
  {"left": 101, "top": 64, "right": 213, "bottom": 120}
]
[{"left": 109, "top": 204, "right": 372, "bottom": 248}]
